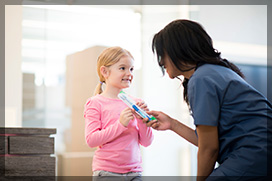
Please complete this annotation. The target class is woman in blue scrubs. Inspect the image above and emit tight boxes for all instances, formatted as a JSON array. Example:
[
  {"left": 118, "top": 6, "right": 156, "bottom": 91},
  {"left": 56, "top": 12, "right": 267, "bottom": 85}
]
[{"left": 145, "top": 19, "right": 272, "bottom": 180}]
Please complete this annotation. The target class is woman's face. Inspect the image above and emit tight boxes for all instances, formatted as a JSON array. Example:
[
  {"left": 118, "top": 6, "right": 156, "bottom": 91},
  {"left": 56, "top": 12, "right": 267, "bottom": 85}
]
[{"left": 161, "top": 53, "right": 195, "bottom": 79}]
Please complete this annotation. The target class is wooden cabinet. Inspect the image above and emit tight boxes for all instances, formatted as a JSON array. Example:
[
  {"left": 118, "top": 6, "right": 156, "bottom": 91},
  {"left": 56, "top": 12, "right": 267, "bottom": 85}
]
[{"left": 0, "top": 127, "right": 56, "bottom": 177}]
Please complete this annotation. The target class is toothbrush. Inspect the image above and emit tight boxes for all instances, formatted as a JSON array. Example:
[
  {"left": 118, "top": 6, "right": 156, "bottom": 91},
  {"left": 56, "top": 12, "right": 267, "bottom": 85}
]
[{"left": 118, "top": 91, "right": 156, "bottom": 122}]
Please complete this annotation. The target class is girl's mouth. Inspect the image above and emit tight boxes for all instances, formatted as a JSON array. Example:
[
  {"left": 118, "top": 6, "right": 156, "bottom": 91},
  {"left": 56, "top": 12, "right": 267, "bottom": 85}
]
[
  {"left": 122, "top": 79, "right": 131, "bottom": 81},
  {"left": 122, "top": 78, "right": 131, "bottom": 82}
]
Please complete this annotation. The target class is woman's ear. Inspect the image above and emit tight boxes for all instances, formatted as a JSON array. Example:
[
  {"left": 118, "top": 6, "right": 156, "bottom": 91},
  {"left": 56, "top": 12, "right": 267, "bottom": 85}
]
[{"left": 100, "top": 66, "right": 109, "bottom": 78}]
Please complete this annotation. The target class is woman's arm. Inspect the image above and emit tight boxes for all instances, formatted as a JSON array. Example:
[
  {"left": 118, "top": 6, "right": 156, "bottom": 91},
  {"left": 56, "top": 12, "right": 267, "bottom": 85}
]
[
  {"left": 146, "top": 110, "right": 198, "bottom": 146},
  {"left": 196, "top": 125, "right": 219, "bottom": 181},
  {"left": 147, "top": 110, "right": 219, "bottom": 179},
  {"left": 171, "top": 118, "right": 198, "bottom": 146}
]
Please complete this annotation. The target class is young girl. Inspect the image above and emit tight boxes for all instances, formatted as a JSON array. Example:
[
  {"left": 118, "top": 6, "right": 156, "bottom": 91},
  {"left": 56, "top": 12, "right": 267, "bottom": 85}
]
[{"left": 84, "top": 46, "right": 153, "bottom": 181}]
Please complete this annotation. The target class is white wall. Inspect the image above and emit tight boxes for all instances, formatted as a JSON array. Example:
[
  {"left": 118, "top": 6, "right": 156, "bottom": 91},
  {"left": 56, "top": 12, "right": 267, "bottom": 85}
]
[
  {"left": 192, "top": 5, "right": 267, "bottom": 65},
  {"left": 5, "top": 5, "right": 23, "bottom": 127}
]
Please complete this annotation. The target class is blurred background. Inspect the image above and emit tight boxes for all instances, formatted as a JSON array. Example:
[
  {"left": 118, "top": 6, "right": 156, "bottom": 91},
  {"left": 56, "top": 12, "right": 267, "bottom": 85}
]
[{"left": 5, "top": 1, "right": 269, "bottom": 177}]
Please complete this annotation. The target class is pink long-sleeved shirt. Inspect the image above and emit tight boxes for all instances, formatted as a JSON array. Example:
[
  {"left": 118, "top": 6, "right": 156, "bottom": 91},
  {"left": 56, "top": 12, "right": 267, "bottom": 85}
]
[{"left": 84, "top": 94, "right": 154, "bottom": 173}]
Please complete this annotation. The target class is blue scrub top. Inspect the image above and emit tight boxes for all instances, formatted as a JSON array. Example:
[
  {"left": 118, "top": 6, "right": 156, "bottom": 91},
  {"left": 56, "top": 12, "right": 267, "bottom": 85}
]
[{"left": 188, "top": 64, "right": 272, "bottom": 177}]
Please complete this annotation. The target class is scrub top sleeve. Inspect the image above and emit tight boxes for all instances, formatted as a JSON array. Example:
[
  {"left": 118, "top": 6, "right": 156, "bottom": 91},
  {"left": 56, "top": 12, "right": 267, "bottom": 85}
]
[{"left": 188, "top": 76, "right": 221, "bottom": 126}]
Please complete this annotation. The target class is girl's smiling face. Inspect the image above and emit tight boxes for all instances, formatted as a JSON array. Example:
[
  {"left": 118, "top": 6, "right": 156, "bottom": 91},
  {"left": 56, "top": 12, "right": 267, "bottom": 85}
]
[{"left": 104, "top": 55, "right": 134, "bottom": 89}]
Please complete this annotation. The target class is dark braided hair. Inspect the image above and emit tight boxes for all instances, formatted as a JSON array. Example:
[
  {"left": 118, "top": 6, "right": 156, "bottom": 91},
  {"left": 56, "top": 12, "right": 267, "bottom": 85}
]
[{"left": 152, "top": 19, "right": 244, "bottom": 105}]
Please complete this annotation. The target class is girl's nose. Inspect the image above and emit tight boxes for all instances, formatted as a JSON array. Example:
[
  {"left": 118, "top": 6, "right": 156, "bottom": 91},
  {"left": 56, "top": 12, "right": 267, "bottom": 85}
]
[{"left": 127, "top": 70, "right": 133, "bottom": 75}]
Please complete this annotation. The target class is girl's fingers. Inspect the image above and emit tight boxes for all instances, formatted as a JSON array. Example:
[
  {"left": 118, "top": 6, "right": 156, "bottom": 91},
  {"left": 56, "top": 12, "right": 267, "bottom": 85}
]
[
  {"left": 140, "top": 101, "right": 145, "bottom": 105},
  {"left": 142, "top": 118, "right": 149, "bottom": 123},
  {"left": 136, "top": 101, "right": 147, "bottom": 108}
]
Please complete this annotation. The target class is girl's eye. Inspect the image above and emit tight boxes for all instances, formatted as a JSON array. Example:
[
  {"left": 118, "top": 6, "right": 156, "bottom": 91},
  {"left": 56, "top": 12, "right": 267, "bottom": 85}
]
[
  {"left": 120, "top": 67, "right": 125, "bottom": 70},
  {"left": 130, "top": 68, "right": 134, "bottom": 72}
]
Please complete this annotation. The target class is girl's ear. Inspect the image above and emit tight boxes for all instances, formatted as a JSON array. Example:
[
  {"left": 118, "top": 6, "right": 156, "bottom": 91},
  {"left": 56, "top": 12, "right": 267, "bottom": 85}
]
[{"left": 100, "top": 66, "right": 109, "bottom": 78}]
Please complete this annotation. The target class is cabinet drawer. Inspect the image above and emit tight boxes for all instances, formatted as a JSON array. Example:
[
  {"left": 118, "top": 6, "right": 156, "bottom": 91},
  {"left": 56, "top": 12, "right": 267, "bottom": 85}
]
[
  {"left": 9, "top": 136, "right": 54, "bottom": 155},
  {"left": 3, "top": 156, "right": 55, "bottom": 176}
]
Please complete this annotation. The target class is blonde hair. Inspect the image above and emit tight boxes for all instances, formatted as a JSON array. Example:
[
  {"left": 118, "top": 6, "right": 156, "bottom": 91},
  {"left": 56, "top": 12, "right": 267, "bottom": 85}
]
[{"left": 94, "top": 46, "right": 134, "bottom": 95}]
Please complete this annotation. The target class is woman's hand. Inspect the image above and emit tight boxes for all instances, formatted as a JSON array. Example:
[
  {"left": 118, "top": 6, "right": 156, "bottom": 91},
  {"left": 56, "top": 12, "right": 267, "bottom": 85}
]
[
  {"left": 146, "top": 110, "right": 198, "bottom": 146},
  {"left": 119, "top": 107, "right": 134, "bottom": 127},
  {"left": 144, "top": 110, "right": 173, "bottom": 131}
]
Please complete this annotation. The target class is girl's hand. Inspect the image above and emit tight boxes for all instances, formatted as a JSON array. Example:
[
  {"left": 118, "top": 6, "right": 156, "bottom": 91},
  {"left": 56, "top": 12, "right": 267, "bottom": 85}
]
[
  {"left": 133, "top": 101, "right": 149, "bottom": 119},
  {"left": 119, "top": 107, "right": 134, "bottom": 127},
  {"left": 136, "top": 101, "right": 149, "bottom": 111},
  {"left": 145, "top": 110, "right": 173, "bottom": 131}
]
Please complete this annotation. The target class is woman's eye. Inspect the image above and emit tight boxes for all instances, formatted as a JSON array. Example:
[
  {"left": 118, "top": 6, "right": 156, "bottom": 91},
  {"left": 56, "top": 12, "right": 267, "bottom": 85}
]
[{"left": 159, "top": 61, "right": 164, "bottom": 68}]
